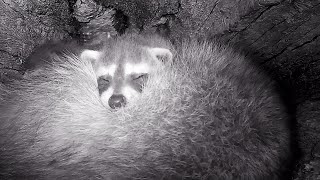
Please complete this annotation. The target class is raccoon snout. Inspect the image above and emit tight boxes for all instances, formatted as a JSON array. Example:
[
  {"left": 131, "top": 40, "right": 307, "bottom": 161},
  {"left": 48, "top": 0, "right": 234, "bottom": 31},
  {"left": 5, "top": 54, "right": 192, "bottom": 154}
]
[{"left": 108, "top": 94, "right": 127, "bottom": 109}]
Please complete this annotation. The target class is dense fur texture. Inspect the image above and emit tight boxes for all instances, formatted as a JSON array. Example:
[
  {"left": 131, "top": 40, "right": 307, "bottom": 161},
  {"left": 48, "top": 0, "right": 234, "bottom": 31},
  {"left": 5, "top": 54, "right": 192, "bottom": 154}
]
[{"left": 0, "top": 35, "right": 290, "bottom": 179}]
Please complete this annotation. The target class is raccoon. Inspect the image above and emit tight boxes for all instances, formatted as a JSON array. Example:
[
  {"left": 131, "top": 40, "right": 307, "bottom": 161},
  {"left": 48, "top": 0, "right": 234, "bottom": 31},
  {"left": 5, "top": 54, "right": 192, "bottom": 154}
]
[
  {"left": 80, "top": 35, "right": 173, "bottom": 109},
  {"left": 0, "top": 34, "right": 291, "bottom": 180}
]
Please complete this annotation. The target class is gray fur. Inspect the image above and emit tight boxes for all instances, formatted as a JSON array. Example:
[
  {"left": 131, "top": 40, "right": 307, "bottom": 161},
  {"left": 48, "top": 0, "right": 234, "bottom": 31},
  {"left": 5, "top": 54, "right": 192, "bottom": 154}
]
[{"left": 0, "top": 35, "right": 290, "bottom": 180}]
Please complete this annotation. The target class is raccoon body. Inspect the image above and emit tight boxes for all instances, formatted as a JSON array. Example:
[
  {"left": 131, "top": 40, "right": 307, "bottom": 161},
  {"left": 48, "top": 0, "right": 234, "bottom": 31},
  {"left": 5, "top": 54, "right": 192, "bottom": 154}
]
[{"left": 0, "top": 34, "right": 291, "bottom": 179}]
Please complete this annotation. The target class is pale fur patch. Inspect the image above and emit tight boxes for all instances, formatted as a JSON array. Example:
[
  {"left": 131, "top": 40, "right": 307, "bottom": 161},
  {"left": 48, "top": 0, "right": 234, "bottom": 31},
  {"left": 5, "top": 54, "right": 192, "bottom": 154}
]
[
  {"left": 96, "top": 64, "right": 117, "bottom": 77},
  {"left": 124, "top": 63, "right": 150, "bottom": 76},
  {"left": 80, "top": 50, "right": 101, "bottom": 62},
  {"left": 122, "top": 86, "right": 139, "bottom": 101},
  {"left": 147, "top": 47, "right": 173, "bottom": 63}
]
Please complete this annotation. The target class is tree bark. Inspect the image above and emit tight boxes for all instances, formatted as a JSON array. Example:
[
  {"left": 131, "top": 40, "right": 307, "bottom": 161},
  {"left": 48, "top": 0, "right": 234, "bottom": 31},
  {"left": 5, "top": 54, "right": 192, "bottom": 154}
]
[{"left": 0, "top": 0, "right": 74, "bottom": 82}]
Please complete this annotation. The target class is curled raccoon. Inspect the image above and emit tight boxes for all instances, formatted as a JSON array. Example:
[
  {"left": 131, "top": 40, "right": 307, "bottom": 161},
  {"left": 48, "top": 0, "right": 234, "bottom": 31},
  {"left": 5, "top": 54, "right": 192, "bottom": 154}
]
[{"left": 0, "top": 34, "right": 291, "bottom": 180}]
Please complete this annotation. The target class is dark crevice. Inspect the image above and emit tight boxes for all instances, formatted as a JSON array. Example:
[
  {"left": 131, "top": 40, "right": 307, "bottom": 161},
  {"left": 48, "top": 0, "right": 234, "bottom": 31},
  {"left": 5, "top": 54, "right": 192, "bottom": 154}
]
[
  {"left": 262, "top": 32, "right": 320, "bottom": 64},
  {"left": 248, "top": 19, "right": 286, "bottom": 47},
  {"left": 272, "top": 17, "right": 311, "bottom": 46},
  {"left": 228, "top": 4, "right": 277, "bottom": 42},
  {"left": 291, "top": 34, "right": 320, "bottom": 51},
  {"left": 263, "top": 44, "right": 292, "bottom": 63},
  {"left": 113, "top": 9, "right": 129, "bottom": 35},
  {"left": 247, "top": 19, "right": 302, "bottom": 57},
  {"left": 251, "top": 8, "right": 319, "bottom": 60},
  {"left": 299, "top": 22, "right": 320, "bottom": 38}
]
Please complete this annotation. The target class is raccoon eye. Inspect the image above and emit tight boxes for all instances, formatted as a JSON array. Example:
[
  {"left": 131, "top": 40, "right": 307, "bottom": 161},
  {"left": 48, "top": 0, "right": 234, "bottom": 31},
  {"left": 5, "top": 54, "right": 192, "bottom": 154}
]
[
  {"left": 97, "top": 76, "right": 111, "bottom": 94},
  {"left": 132, "top": 73, "right": 148, "bottom": 81},
  {"left": 131, "top": 74, "right": 149, "bottom": 92},
  {"left": 98, "top": 77, "right": 110, "bottom": 84}
]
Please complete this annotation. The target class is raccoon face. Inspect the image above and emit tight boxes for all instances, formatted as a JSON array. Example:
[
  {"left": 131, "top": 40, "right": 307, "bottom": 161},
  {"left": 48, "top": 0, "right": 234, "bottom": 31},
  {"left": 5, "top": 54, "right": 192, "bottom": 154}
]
[
  {"left": 80, "top": 46, "right": 172, "bottom": 109},
  {"left": 96, "top": 63, "right": 149, "bottom": 109}
]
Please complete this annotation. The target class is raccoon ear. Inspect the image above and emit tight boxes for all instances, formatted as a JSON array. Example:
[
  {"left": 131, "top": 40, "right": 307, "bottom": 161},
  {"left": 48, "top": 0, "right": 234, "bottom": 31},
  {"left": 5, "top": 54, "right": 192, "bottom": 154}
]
[
  {"left": 80, "top": 50, "right": 101, "bottom": 63},
  {"left": 147, "top": 48, "right": 173, "bottom": 64}
]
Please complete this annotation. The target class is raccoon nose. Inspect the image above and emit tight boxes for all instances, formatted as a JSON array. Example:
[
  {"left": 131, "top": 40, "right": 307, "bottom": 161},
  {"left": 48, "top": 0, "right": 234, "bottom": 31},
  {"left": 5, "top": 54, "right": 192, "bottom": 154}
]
[{"left": 108, "top": 94, "right": 127, "bottom": 109}]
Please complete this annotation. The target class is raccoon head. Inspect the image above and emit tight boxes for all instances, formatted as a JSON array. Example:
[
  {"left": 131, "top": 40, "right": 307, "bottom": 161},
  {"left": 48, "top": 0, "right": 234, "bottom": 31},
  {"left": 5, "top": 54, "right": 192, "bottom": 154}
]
[{"left": 80, "top": 45, "right": 172, "bottom": 109}]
